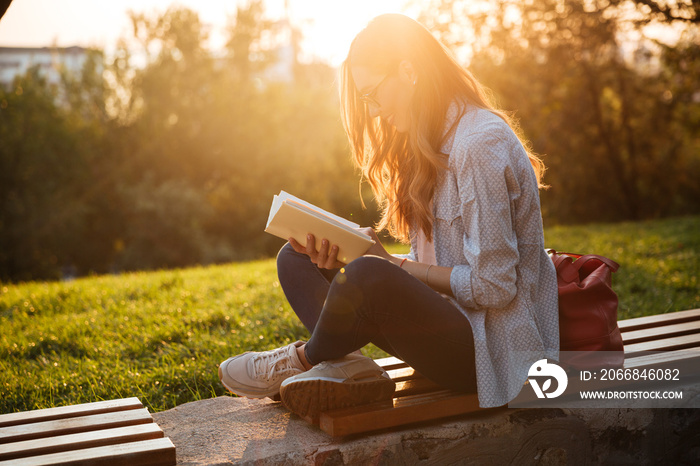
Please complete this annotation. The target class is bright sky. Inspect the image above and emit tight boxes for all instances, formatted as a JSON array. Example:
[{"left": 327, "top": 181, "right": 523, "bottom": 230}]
[{"left": 0, "top": 0, "right": 414, "bottom": 66}]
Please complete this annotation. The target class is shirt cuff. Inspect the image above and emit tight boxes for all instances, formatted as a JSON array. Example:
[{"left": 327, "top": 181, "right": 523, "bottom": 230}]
[{"left": 450, "top": 264, "right": 476, "bottom": 309}]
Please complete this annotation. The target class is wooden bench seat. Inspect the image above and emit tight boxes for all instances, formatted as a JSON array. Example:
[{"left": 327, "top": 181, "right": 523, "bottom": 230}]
[
  {"left": 318, "top": 359, "right": 484, "bottom": 437},
  {"left": 0, "top": 397, "right": 175, "bottom": 465},
  {"left": 621, "top": 308, "right": 700, "bottom": 363},
  {"left": 316, "top": 308, "right": 700, "bottom": 437}
]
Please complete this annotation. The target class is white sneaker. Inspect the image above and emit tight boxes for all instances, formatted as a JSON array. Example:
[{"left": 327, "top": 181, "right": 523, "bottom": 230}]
[
  {"left": 218, "top": 341, "right": 306, "bottom": 399},
  {"left": 279, "top": 353, "right": 396, "bottom": 422}
]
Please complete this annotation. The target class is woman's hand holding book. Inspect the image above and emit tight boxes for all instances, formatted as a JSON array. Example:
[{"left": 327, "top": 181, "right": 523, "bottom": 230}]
[{"left": 289, "top": 234, "right": 345, "bottom": 269}]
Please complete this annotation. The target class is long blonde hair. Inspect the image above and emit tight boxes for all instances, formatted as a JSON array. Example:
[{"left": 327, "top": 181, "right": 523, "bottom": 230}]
[{"left": 340, "top": 14, "right": 545, "bottom": 243}]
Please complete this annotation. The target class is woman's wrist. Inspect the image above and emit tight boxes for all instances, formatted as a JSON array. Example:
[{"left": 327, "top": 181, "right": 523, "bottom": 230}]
[
  {"left": 389, "top": 255, "right": 404, "bottom": 266},
  {"left": 395, "top": 259, "right": 453, "bottom": 296},
  {"left": 403, "top": 260, "right": 428, "bottom": 285}
]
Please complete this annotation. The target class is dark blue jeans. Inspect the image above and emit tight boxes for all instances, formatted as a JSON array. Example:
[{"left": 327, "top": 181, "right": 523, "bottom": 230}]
[{"left": 276, "top": 243, "right": 477, "bottom": 392}]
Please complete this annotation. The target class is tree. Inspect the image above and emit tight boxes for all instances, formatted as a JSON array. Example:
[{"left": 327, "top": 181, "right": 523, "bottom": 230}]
[
  {"left": 0, "top": 67, "right": 104, "bottom": 280},
  {"left": 107, "top": 5, "right": 361, "bottom": 269},
  {"left": 226, "top": 0, "right": 277, "bottom": 83},
  {"left": 415, "top": 0, "right": 700, "bottom": 223},
  {"left": 0, "top": 4, "right": 376, "bottom": 280}
]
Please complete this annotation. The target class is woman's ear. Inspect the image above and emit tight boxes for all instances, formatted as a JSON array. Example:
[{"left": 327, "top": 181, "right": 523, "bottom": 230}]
[{"left": 397, "top": 60, "right": 417, "bottom": 86}]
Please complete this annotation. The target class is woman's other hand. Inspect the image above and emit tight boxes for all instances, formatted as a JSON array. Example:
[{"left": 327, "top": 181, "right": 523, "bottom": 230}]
[
  {"left": 358, "top": 227, "right": 392, "bottom": 260},
  {"left": 289, "top": 234, "right": 345, "bottom": 269}
]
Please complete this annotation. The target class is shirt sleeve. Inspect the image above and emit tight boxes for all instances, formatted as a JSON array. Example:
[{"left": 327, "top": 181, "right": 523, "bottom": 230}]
[{"left": 449, "top": 128, "right": 521, "bottom": 310}]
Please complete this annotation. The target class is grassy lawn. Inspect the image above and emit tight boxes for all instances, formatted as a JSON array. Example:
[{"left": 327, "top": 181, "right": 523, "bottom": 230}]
[{"left": 1, "top": 216, "right": 698, "bottom": 414}]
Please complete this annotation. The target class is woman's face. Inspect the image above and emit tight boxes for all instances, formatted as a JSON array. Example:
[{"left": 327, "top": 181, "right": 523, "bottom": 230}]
[{"left": 351, "top": 63, "right": 416, "bottom": 133}]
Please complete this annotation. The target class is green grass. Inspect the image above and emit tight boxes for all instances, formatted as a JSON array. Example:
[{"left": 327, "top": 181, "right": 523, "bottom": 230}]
[
  {"left": 1, "top": 216, "right": 698, "bottom": 414},
  {"left": 544, "top": 216, "right": 699, "bottom": 319}
]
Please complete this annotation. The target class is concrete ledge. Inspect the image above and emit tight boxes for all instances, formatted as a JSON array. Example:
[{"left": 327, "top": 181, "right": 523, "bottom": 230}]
[{"left": 152, "top": 396, "right": 700, "bottom": 465}]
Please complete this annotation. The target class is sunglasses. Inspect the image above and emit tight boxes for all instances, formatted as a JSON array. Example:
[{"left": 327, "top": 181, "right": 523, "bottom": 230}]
[{"left": 359, "top": 73, "right": 392, "bottom": 107}]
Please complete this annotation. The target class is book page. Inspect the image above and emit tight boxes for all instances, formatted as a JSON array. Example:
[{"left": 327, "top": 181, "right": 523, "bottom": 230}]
[
  {"left": 266, "top": 194, "right": 283, "bottom": 227},
  {"left": 285, "top": 201, "right": 370, "bottom": 240},
  {"left": 276, "top": 191, "right": 360, "bottom": 229}
]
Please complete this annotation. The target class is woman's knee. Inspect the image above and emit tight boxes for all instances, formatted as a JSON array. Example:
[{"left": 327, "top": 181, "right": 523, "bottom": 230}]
[
  {"left": 340, "top": 255, "right": 396, "bottom": 290},
  {"left": 276, "top": 242, "right": 300, "bottom": 270},
  {"left": 344, "top": 255, "right": 389, "bottom": 274},
  {"left": 276, "top": 242, "right": 306, "bottom": 286}
]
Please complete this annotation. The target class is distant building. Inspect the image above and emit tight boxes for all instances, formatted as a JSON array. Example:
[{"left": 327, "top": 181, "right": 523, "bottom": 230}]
[{"left": 0, "top": 46, "right": 89, "bottom": 88}]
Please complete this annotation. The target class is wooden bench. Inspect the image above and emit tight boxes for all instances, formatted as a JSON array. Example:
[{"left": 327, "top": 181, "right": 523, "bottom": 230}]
[
  {"left": 0, "top": 397, "right": 175, "bottom": 465},
  {"left": 315, "top": 308, "right": 700, "bottom": 437}
]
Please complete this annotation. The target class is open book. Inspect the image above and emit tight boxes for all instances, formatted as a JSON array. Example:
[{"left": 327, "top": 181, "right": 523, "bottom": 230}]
[{"left": 264, "top": 191, "right": 375, "bottom": 264}]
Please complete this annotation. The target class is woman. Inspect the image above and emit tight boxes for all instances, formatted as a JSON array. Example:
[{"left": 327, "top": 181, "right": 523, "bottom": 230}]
[{"left": 219, "top": 14, "right": 559, "bottom": 420}]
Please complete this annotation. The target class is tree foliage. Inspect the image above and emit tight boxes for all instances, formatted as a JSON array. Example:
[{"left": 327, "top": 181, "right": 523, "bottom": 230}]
[
  {"left": 417, "top": 0, "right": 700, "bottom": 223},
  {"left": 1, "top": 4, "right": 363, "bottom": 281},
  {"left": 0, "top": 63, "right": 110, "bottom": 281},
  {"left": 1, "top": 1, "right": 698, "bottom": 281}
]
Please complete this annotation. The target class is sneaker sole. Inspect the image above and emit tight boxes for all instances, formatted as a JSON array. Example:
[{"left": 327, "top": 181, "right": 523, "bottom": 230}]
[{"left": 279, "top": 376, "right": 395, "bottom": 423}]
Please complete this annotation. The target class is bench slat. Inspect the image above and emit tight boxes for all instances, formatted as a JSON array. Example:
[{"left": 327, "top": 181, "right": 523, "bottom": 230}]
[
  {"left": 623, "top": 347, "right": 700, "bottom": 368},
  {"left": 375, "top": 357, "right": 409, "bottom": 371},
  {"left": 618, "top": 308, "right": 700, "bottom": 332},
  {"left": 624, "top": 332, "right": 700, "bottom": 355},
  {"left": 0, "top": 423, "right": 164, "bottom": 462},
  {"left": 0, "top": 438, "right": 176, "bottom": 466},
  {"left": 0, "top": 409, "right": 154, "bottom": 445},
  {"left": 394, "top": 377, "right": 441, "bottom": 397},
  {"left": 385, "top": 366, "right": 417, "bottom": 381},
  {"left": 622, "top": 319, "right": 700, "bottom": 344},
  {"left": 383, "top": 361, "right": 451, "bottom": 395},
  {"left": 319, "top": 390, "right": 484, "bottom": 437},
  {"left": 0, "top": 398, "right": 143, "bottom": 429}
]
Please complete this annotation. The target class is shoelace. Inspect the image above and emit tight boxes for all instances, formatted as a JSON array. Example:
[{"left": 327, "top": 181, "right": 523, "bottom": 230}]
[{"left": 251, "top": 345, "right": 299, "bottom": 382}]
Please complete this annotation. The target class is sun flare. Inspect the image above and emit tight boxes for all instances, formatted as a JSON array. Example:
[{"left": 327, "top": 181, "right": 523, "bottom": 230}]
[
  {"left": 271, "top": 0, "right": 411, "bottom": 65},
  {"left": 0, "top": 0, "right": 412, "bottom": 67}
]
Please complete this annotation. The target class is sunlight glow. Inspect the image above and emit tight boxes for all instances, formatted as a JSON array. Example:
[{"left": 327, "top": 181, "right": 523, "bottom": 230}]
[
  {"left": 273, "top": 0, "right": 413, "bottom": 65},
  {"left": 0, "top": 0, "right": 413, "bottom": 66}
]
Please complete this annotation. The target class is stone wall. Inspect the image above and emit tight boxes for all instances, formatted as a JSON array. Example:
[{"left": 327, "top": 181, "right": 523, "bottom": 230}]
[{"left": 153, "top": 396, "right": 700, "bottom": 465}]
